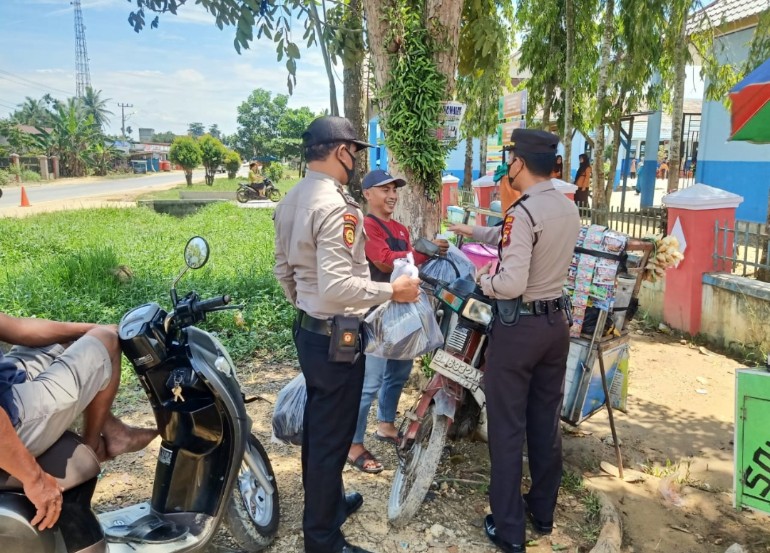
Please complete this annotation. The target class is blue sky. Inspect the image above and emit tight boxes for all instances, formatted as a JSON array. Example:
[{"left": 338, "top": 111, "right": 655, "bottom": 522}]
[{"left": 0, "top": 0, "right": 338, "bottom": 137}]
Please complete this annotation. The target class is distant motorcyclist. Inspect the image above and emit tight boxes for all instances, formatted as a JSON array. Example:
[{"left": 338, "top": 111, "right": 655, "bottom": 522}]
[{"left": 248, "top": 161, "right": 266, "bottom": 197}]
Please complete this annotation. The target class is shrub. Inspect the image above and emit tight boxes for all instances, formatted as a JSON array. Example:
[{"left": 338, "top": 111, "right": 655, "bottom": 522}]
[
  {"left": 224, "top": 150, "right": 242, "bottom": 180},
  {"left": 169, "top": 136, "right": 202, "bottom": 186},
  {"left": 0, "top": 169, "right": 12, "bottom": 187},
  {"left": 264, "top": 161, "right": 285, "bottom": 182},
  {"left": 198, "top": 135, "right": 228, "bottom": 186}
]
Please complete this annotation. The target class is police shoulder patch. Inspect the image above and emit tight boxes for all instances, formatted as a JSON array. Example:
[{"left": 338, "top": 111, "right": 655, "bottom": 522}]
[
  {"left": 501, "top": 214, "right": 515, "bottom": 247},
  {"left": 343, "top": 213, "right": 358, "bottom": 248}
]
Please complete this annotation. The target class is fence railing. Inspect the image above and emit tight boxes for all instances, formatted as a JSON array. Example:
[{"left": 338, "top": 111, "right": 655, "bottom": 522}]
[
  {"left": 18, "top": 156, "right": 41, "bottom": 174},
  {"left": 714, "top": 219, "right": 770, "bottom": 280},
  {"left": 578, "top": 205, "right": 667, "bottom": 239}
]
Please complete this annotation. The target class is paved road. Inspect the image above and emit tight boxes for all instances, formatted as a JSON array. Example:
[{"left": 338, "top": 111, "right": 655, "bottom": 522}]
[{"left": 0, "top": 170, "right": 207, "bottom": 210}]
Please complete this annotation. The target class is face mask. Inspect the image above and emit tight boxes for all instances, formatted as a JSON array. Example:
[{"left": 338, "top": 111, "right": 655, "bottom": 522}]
[{"left": 340, "top": 147, "right": 357, "bottom": 184}]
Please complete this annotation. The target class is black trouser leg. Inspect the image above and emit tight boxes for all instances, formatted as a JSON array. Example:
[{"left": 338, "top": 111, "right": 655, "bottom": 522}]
[
  {"left": 295, "top": 327, "right": 365, "bottom": 553},
  {"left": 485, "top": 313, "right": 569, "bottom": 544},
  {"left": 525, "top": 315, "right": 569, "bottom": 522}
]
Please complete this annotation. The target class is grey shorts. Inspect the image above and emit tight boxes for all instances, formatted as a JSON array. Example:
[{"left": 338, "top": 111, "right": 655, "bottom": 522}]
[{"left": 8, "top": 335, "right": 112, "bottom": 456}]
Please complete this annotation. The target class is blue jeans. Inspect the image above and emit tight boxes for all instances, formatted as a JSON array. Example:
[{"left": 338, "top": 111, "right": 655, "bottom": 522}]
[{"left": 353, "top": 355, "right": 413, "bottom": 444}]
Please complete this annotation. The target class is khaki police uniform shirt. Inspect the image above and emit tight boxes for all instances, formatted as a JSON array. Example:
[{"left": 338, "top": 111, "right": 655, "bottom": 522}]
[
  {"left": 273, "top": 170, "right": 393, "bottom": 319},
  {"left": 471, "top": 180, "right": 581, "bottom": 302}
]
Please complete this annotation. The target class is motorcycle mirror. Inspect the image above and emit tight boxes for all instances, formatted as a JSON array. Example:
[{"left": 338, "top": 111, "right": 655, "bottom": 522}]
[
  {"left": 184, "top": 236, "right": 210, "bottom": 270},
  {"left": 413, "top": 238, "right": 440, "bottom": 257}
]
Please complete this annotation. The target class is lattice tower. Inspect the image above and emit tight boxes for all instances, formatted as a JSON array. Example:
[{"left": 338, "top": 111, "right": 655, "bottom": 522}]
[{"left": 73, "top": 0, "right": 91, "bottom": 98}]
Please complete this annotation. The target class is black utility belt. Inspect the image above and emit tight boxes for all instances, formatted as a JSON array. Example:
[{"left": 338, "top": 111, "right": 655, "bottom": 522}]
[
  {"left": 297, "top": 311, "right": 362, "bottom": 363},
  {"left": 494, "top": 296, "right": 571, "bottom": 327}
]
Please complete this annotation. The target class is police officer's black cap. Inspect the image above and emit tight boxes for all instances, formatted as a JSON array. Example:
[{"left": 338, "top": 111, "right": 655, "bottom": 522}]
[
  {"left": 511, "top": 128, "right": 560, "bottom": 154},
  {"left": 302, "top": 116, "right": 376, "bottom": 150}
]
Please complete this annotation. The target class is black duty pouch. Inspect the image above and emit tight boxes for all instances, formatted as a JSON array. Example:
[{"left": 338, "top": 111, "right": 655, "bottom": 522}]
[
  {"left": 495, "top": 297, "right": 522, "bottom": 327},
  {"left": 328, "top": 314, "right": 361, "bottom": 363}
]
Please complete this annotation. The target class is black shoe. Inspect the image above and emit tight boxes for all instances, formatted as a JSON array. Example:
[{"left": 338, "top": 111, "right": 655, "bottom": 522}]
[
  {"left": 344, "top": 492, "right": 363, "bottom": 518},
  {"left": 522, "top": 496, "right": 553, "bottom": 535},
  {"left": 339, "top": 543, "right": 374, "bottom": 553},
  {"left": 484, "top": 514, "right": 526, "bottom": 553}
]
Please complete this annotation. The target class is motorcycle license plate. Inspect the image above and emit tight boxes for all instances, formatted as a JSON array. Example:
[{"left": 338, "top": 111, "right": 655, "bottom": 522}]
[{"left": 429, "top": 349, "right": 483, "bottom": 394}]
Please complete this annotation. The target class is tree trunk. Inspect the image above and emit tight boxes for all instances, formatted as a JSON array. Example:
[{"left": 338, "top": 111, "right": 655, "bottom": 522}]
[
  {"left": 592, "top": 0, "right": 615, "bottom": 223},
  {"left": 343, "top": 0, "right": 368, "bottom": 203},
  {"left": 667, "top": 14, "right": 688, "bottom": 194},
  {"left": 310, "top": 0, "right": 340, "bottom": 116},
  {"left": 185, "top": 170, "right": 193, "bottom": 186},
  {"left": 479, "top": 137, "right": 488, "bottom": 180},
  {"left": 542, "top": 83, "right": 555, "bottom": 130},
  {"left": 363, "top": 0, "right": 464, "bottom": 239},
  {"left": 605, "top": 117, "right": 623, "bottom": 205},
  {"left": 463, "top": 136, "right": 473, "bottom": 189},
  {"left": 563, "top": 0, "right": 576, "bottom": 181}
]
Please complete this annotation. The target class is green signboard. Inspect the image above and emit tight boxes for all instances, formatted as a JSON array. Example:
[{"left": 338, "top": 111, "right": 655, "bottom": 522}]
[{"left": 735, "top": 369, "right": 770, "bottom": 515}]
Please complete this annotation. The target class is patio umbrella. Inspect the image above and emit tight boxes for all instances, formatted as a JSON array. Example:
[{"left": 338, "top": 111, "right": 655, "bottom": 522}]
[{"left": 729, "top": 57, "right": 770, "bottom": 143}]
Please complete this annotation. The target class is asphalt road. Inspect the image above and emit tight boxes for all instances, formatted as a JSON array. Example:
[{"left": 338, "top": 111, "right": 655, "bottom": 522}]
[{"left": 0, "top": 169, "right": 207, "bottom": 209}]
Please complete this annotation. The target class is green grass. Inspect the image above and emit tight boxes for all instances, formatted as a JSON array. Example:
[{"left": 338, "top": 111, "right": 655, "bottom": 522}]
[
  {"left": 138, "top": 175, "right": 302, "bottom": 200},
  {"left": 0, "top": 203, "right": 296, "bottom": 366}
]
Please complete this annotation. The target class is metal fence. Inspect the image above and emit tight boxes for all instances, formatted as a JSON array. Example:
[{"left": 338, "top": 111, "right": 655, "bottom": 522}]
[
  {"left": 578, "top": 205, "right": 667, "bottom": 239},
  {"left": 714, "top": 219, "right": 770, "bottom": 279},
  {"left": 18, "top": 156, "right": 41, "bottom": 174}
]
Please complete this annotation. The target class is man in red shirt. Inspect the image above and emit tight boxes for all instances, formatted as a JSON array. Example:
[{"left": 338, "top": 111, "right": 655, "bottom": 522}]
[{"left": 347, "top": 169, "right": 448, "bottom": 473}]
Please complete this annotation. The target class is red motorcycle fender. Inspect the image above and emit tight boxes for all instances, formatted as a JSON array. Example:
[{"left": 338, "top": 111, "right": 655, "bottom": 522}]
[{"left": 403, "top": 374, "right": 464, "bottom": 442}]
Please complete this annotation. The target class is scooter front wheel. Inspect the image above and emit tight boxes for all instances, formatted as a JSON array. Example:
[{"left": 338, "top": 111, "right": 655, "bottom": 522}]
[
  {"left": 224, "top": 434, "right": 279, "bottom": 551},
  {"left": 388, "top": 404, "right": 448, "bottom": 526},
  {"left": 236, "top": 188, "right": 251, "bottom": 203},
  {"left": 268, "top": 188, "right": 281, "bottom": 202}
]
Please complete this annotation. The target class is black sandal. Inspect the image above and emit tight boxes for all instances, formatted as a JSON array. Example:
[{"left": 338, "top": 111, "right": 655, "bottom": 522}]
[{"left": 347, "top": 450, "right": 384, "bottom": 474}]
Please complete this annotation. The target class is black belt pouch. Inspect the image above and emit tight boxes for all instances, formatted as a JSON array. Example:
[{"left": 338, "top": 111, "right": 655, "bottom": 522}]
[
  {"left": 495, "top": 298, "right": 522, "bottom": 327},
  {"left": 328, "top": 314, "right": 361, "bottom": 363}
]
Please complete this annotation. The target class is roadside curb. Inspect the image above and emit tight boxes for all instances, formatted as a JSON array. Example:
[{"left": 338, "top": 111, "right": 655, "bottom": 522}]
[{"left": 586, "top": 488, "right": 622, "bottom": 553}]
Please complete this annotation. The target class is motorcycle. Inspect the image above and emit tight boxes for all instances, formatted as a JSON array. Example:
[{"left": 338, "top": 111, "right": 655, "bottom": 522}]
[
  {"left": 236, "top": 178, "right": 281, "bottom": 203},
  {"left": 0, "top": 237, "right": 279, "bottom": 552},
  {"left": 388, "top": 239, "right": 494, "bottom": 525}
]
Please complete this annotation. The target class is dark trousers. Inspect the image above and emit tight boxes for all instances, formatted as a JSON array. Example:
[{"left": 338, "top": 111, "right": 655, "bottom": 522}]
[
  {"left": 294, "top": 326, "right": 365, "bottom": 553},
  {"left": 485, "top": 312, "right": 570, "bottom": 544}
]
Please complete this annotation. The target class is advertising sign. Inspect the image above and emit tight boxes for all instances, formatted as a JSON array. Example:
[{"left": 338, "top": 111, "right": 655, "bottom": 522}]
[
  {"left": 436, "top": 101, "right": 466, "bottom": 145},
  {"left": 498, "top": 91, "right": 528, "bottom": 120}
]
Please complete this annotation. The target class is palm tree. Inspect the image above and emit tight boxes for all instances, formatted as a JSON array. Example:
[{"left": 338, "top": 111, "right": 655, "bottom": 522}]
[
  {"left": 12, "top": 97, "right": 53, "bottom": 127},
  {"left": 33, "top": 100, "right": 100, "bottom": 177},
  {"left": 81, "top": 87, "right": 113, "bottom": 130}
]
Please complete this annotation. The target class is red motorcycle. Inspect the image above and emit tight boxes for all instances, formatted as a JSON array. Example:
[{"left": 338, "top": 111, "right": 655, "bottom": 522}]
[{"left": 388, "top": 240, "right": 494, "bottom": 525}]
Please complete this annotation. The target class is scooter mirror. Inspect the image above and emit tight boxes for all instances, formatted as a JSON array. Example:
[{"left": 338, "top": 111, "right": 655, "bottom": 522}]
[
  {"left": 413, "top": 238, "right": 440, "bottom": 257},
  {"left": 184, "top": 236, "right": 210, "bottom": 269}
]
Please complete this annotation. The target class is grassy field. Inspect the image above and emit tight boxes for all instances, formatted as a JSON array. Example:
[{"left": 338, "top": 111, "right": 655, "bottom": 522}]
[
  {"left": 0, "top": 203, "right": 296, "bottom": 366},
  {"left": 139, "top": 175, "right": 302, "bottom": 200}
]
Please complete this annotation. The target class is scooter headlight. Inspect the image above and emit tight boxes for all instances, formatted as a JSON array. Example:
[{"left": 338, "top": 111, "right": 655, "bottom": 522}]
[{"left": 461, "top": 298, "right": 493, "bottom": 326}]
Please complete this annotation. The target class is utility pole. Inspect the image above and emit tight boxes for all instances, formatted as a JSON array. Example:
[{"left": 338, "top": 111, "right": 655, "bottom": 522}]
[{"left": 117, "top": 103, "right": 133, "bottom": 139}]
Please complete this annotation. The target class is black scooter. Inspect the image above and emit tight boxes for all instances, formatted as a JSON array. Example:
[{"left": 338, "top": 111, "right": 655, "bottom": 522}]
[
  {"left": 236, "top": 178, "right": 281, "bottom": 203},
  {"left": 0, "top": 237, "right": 279, "bottom": 552}
]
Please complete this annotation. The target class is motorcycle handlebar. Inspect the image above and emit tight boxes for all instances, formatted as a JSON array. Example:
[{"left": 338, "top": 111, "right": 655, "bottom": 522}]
[
  {"left": 194, "top": 295, "right": 231, "bottom": 313},
  {"left": 418, "top": 271, "right": 440, "bottom": 287}
]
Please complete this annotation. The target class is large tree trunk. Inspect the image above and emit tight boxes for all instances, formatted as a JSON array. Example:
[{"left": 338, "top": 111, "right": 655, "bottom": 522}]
[
  {"left": 605, "top": 117, "right": 623, "bottom": 205},
  {"left": 479, "top": 137, "right": 488, "bottom": 179},
  {"left": 563, "top": 0, "right": 575, "bottom": 181},
  {"left": 343, "top": 0, "right": 368, "bottom": 203},
  {"left": 310, "top": 0, "right": 340, "bottom": 116},
  {"left": 592, "top": 0, "right": 615, "bottom": 223},
  {"left": 463, "top": 137, "right": 473, "bottom": 188},
  {"left": 542, "top": 83, "right": 555, "bottom": 130},
  {"left": 363, "top": 0, "right": 464, "bottom": 239},
  {"left": 667, "top": 14, "right": 688, "bottom": 194}
]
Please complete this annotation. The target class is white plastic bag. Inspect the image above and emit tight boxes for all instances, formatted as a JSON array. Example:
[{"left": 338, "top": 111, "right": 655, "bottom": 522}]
[
  {"left": 271, "top": 373, "right": 306, "bottom": 445},
  {"left": 391, "top": 252, "right": 420, "bottom": 281},
  {"left": 363, "top": 293, "right": 444, "bottom": 360}
]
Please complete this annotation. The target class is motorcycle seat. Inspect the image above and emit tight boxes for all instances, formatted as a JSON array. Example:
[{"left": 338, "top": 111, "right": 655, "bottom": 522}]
[{"left": 0, "top": 431, "right": 101, "bottom": 492}]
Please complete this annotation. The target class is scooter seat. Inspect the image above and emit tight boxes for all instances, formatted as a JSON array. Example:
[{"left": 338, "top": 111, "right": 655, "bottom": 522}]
[{"left": 0, "top": 431, "right": 101, "bottom": 492}]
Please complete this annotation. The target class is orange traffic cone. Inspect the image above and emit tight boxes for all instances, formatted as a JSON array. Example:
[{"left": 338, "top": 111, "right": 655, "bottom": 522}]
[{"left": 20, "top": 186, "right": 30, "bottom": 207}]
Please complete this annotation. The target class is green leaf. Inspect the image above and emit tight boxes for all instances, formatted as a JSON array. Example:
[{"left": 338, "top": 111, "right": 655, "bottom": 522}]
[{"left": 287, "top": 42, "right": 301, "bottom": 59}]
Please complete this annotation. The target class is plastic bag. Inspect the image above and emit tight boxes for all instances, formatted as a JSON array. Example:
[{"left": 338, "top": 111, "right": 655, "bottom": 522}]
[
  {"left": 391, "top": 252, "right": 420, "bottom": 282},
  {"left": 364, "top": 293, "right": 444, "bottom": 360},
  {"left": 420, "top": 244, "right": 476, "bottom": 283},
  {"left": 271, "top": 373, "right": 306, "bottom": 445}
]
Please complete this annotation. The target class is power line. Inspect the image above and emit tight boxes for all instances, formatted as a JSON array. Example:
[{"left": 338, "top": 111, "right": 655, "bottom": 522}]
[
  {"left": 118, "top": 102, "right": 133, "bottom": 138},
  {"left": 0, "top": 69, "right": 72, "bottom": 96}
]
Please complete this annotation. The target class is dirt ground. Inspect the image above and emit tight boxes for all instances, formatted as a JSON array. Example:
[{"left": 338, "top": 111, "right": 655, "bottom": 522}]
[{"left": 97, "top": 323, "right": 770, "bottom": 553}]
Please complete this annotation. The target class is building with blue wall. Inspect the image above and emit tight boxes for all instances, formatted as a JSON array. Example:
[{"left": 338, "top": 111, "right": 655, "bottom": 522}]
[{"left": 693, "top": 1, "right": 770, "bottom": 223}]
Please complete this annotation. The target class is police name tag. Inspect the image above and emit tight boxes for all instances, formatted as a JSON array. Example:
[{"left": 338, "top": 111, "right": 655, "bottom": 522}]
[{"left": 429, "top": 349, "right": 483, "bottom": 393}]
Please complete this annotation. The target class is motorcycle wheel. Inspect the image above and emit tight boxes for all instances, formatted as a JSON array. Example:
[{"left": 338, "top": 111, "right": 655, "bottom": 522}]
[
  {"left": 236, "top": 188, "right": 250, "bottom": 203},
  {"left": 224, "top": 434, "right": 280, "bottom": 551},
  {"left": 268, "top": 188, "right": 281, "bottom": 202},
  {"left": 388, "top": 404, "right": 448, "bottom": 526}
]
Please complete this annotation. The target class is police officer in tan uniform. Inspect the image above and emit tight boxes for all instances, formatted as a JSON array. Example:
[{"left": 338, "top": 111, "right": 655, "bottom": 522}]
[
  {"left": 450, "top": 128, "right": 580, "bottom": 553},
  {"left": 273, "top": 116, "right": 420, "bottom": 553}
]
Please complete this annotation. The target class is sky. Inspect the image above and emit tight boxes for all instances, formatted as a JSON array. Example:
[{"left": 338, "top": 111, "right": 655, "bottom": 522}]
[{"left": 0, "top": 0, "right": 339, "bottom": 137}]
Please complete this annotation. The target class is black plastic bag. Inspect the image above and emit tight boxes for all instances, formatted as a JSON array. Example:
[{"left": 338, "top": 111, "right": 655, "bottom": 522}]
[{"left": 271, "top": 373, "right": 306, "bottom": 445}]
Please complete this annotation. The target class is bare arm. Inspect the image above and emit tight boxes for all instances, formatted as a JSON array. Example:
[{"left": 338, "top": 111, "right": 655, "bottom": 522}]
[
  {"left": 0, "top": 408, "right": 63, "bottom": 530},
  {"left": 0, "top": 313, "right": 97, "bottom": 347}
]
